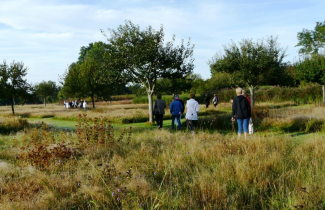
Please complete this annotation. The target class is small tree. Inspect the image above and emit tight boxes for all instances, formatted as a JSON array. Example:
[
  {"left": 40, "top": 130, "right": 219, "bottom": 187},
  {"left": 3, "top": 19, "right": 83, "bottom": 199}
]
[
  {"left": 0, "top": 61, "right": 30, "bottom": 115},
  {"left": 103, "top": 20, "right": 194, "bottom": 122},
  {"left": 34, "top": 80, "right": 58, "bottom": 107},
  {"left": 209, "top": 37, "right": 288, "bottom": 106}
]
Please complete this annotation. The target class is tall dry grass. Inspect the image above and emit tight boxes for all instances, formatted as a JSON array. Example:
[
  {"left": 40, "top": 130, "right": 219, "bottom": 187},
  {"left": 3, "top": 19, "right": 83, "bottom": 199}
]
[{"left": 1, "top": 113, "right": 325, "bottom": 209}]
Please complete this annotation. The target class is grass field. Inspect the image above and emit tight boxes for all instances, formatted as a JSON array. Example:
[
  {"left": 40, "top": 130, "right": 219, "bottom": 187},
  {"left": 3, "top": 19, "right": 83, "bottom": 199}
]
[{"left": 0, "top": 101, "right": 325, "bottom": 209}]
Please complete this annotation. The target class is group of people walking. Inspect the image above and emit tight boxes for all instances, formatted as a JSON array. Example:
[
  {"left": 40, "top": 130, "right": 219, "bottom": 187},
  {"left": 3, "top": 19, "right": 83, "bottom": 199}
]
[
  {"left": 64, "top": 100, "right": 88, "bottom": 110},
  {"left": 153, "top": 88, "right": 252, "bottom": 138},
  {"left": 153, "top": 93, "right": 200, "bottom": 135}
]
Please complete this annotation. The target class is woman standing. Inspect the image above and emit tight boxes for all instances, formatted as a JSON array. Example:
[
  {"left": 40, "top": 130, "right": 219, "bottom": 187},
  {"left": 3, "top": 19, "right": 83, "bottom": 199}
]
[
  {"left": 186, "top": 93, "right": 200, "bottom": 135},
  {"left": 231, "top": 88, "right": 251, "bottom": 139}
]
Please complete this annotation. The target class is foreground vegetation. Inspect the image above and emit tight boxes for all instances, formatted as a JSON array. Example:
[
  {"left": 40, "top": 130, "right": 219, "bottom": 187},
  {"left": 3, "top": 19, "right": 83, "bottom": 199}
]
[{"left": 0, "top": 101, "right": 324, "bottom": 209}]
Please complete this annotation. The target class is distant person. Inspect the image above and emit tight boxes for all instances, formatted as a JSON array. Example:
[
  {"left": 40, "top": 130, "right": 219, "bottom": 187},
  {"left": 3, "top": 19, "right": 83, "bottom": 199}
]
[
  {"left": 69, "top": 101, "right": 73, "bottom": 109},
  {"left": 153, "top": 94, "right": 166, "bottom": 129},
  {"left": 212, "top": 94, "right": 218, "bottom": 108},
  {"left": 174, "top": 95, "right": 185, "bottom": 127},
  {"left": 242, "top": 90, "right": 251, "bottom": 105},
  {"left": 65, "top": 100, "right": 69, "bottom": 109},
  {"left": 169, "top": 97, "right": 183, "bottom": 130},
  {"left": 186, "top": 93, "right": 200, "bottom": 135},
  {"left": 204, "top": 94, "right": 210, "bottom": 108},
  {"left": 232, "top": 88, "right": 251, "bottom": 140},
  {"left": 79, "top": 101, "right": 83, "bottom": 108},
  {"left": 83, "top": 100, "right": 88, "bottom": 110}
]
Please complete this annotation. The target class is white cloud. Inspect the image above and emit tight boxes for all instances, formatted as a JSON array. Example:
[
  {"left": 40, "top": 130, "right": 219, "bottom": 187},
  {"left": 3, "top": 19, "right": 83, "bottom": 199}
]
[{"left": 0, "top": 0, "right": 325, "bottom": 83}]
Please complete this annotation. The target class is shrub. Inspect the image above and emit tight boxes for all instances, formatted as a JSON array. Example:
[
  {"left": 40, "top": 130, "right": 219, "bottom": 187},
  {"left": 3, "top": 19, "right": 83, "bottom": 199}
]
[{"left": 0, "top": 116, "right": 30, "bottom": 134}]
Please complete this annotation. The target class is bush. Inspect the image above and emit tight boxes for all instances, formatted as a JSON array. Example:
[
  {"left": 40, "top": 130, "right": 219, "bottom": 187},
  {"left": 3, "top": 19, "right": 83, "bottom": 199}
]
[
  {"left": 213, "top": 84, "right": 323, "bottom": 104},
  {"left": 0, "top": 116, "right": 30, "bottom": 134}
]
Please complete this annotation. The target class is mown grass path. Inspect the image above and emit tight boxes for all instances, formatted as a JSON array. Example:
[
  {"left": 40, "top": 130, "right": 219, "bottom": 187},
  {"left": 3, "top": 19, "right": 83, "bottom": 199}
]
[{"left": 27, "top": 117, "right": 188, "bottom": 130}]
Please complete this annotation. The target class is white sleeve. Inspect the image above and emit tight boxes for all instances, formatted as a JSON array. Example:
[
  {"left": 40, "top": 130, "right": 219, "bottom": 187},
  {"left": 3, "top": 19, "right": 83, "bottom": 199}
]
[{"left": 195, "top": 102, "right": 200, "bottom": 112}]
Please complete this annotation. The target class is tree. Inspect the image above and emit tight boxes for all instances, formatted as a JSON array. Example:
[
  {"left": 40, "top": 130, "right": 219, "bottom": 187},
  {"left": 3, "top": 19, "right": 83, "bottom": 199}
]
[
  {"left": 209, "top": 37, "right": 288, "bottom": 105},
  {"left": 103, "top": 20, "right": 194, "bottom": 122},
  {"left": 61, "top": 42, "right": 125, "bottom": 108},
  {"left": 294, "top": 54, "right": 325, "bottom": 102},
  {"left": 0, "top": 61, "right": 30, "bottom": 115},
  {"left": 34, "top": 80, "right": 58, "bottom": 107},
  {"left": 296, "top": 21, "right": 325, "bottom": 55}
]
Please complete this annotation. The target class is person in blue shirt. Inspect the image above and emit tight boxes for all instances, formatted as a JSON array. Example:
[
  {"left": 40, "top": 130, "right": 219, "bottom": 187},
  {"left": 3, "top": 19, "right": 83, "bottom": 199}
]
[{"left": 169, "top": 97, "right": 183, "bottom": 130}]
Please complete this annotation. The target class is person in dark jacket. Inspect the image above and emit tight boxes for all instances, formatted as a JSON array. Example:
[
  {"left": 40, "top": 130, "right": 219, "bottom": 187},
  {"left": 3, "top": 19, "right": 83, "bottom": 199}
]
[
  {"left": 169, "top": 97, "right": 183, "bottom": 130},
  {"left": 174, "top": 95, "right": 184, "bottom": 127},
  {"left": 204, "top": 94, "right": 210, "bottom": 108},
  {"left": 231, "top": 87, "right": 251, "bottom": 139},
  {"left": 153, "top": 94, "right": 166, "bottom": 129}
]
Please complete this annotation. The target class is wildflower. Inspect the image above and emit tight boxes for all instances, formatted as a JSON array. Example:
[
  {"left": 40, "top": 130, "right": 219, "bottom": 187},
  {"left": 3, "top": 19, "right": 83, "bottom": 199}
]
[
  {"left": 187, "top": 151, "right": 190, "bottom": 155},
  {"left": 155, "top": 163, "right": 158, "bottom": 166},
  {"left": 158, "top": 136, "right": 161, "bottom": 140},
  {"left": 171, "top": 190, "right": 173, "bottom": 195},
  {"left": 78, "top": 183, "right": 81, "bottom": 186},
  {"left": 154, "top": 172, "right": 157, "bottom": 176},
  {"left": 140, "top": 203, "right": 143, "bottom": 207},
  {"left": 117, "top": 197, "right": 120, "bottom": 202},
  {"left": 139, "top": 174, "right": 142, "bottom": 178},
  {"left": 118, "top": 188, "right": 121, "bottom": 192},
  {"left": 115, "top": 176, "right": 118, "bottom": 181}
]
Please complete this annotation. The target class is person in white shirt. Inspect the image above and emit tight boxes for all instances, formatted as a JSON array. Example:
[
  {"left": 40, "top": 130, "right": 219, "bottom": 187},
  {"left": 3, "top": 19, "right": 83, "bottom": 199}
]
[
  {"left": 83, "top": 100, "right": 88, "bottom": 110},
  {"left": 185, "top": 93, "right": 200, "bottom": 135}
]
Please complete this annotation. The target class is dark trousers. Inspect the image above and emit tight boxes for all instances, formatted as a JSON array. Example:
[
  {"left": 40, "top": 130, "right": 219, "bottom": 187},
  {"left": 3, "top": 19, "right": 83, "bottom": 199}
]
[
  {"left": 155, "top": 114, "right": 164, "bottom": 128},
  {"left": 187, "top": 119, "right": 197, "bottom": 132},
  {"left": 171, "top": 114, "right": 181, "bottom": 129}
]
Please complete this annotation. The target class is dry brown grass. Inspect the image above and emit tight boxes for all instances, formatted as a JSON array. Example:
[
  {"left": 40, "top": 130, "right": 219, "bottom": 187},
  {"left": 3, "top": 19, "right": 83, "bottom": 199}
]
[{"left": 1, "top": 119, "right": 325, "bottom": 209}]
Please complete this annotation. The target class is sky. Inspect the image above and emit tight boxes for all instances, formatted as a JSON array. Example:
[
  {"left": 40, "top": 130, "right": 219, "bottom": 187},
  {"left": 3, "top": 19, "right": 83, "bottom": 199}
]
[{"left": 0, "top": 0, "right": 324, "bottom": 85}]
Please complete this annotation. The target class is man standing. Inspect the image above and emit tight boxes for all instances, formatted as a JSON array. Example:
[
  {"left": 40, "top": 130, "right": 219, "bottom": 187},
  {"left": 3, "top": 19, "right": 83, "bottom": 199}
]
[
  {"left": 204, "top": 94, "right": 210, "bottom": 108},
  {"left": 169, "top": 97, "right": 183, "bottom": 130},
  {"left": 174, "top": 95, "right": 184, "bottom": 127},
  {"left": 153, "top": 94, "right": 166, "bottom": 129}
]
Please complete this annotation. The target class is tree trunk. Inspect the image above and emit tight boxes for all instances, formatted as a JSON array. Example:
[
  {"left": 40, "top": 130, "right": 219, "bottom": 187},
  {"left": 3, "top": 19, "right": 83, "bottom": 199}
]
[
  {"left": 249, "top": 86, "right": 255, "bottom": 106},
  {"left": 11, "top": 96, "right": 15, "bottom": 115},
  {"left": 147, "top": 91, "right": 154, "bottom": 123},
  {"left": 91, "top": 94, "right": 95, "bottom": 109},
  {"left": 44, "top": 97, "right": 46, "bottom": 107},
  {"left": 322, "top": 85, "right": 325, "bottom": 104}
]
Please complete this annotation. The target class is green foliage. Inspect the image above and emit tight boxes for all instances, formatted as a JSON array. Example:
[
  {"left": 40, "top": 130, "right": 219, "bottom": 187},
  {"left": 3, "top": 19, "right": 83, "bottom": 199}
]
[
  {"left": 296, "top": 21, "right": 325, "bottom": 55},
  {"left": 213, "top": 84, "right": 322, "bottom": 104},
  {"left": 133, "top": 94, "right": 203, "bottom": 105},
  {"left": 61, "top": 42, "right": 126, "bottom": 108},
  {"left": 209, "top": 37, "right": 289, "bottom": 87},
  {"left": 0, "top": 60, "right": 30, "bottom": 115},
  {"left": 33, "top": 80, "right": 58, "bottom": 107},
  {"left": 103, "top": 20, "right": 195, "bottom": 122},
  {"left": 294, "top": 54, "right": 325, "bottom": 84}
]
